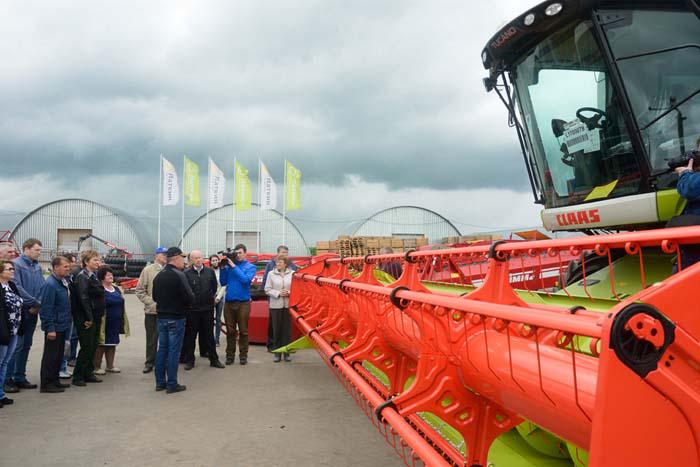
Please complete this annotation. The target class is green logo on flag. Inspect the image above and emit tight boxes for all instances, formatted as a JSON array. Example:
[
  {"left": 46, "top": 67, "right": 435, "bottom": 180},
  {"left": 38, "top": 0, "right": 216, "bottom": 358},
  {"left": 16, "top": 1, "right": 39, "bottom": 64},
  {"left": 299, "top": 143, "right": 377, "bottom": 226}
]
[
  {"left": 235, "top": 161, "right": 252, "bottom": 211},
  {"left": 285, "top": 161, "right": 301, "bottom": 211},
  {"left": 184, "top": 156, "right": 200, "bottom": 207}
]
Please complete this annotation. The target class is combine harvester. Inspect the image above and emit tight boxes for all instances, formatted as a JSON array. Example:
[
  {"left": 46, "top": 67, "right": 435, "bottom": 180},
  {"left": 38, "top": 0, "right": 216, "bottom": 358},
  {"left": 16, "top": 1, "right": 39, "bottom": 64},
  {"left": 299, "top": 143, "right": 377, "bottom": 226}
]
[{"left": 290, "top": 1, "right": 700, "bottom": 465}]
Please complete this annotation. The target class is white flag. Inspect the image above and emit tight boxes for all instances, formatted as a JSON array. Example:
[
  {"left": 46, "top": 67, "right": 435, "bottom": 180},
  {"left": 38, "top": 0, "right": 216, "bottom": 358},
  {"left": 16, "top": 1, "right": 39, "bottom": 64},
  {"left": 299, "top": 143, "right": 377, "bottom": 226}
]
[
  {"left": 259, "top": 161, "right": 277, "bottom": 210},
  {"left": 162, "top": 157, "right": 179, "bottom": 206},
  {"left": 208, "top": 158, "right": 226, "bottom": 209}
]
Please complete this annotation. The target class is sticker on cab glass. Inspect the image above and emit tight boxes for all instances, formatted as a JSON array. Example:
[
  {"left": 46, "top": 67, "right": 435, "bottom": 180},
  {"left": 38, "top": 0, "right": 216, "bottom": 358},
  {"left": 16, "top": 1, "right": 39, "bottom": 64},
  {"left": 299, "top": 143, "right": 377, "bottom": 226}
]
[{"left": 563, "top": 119, "right": 600, "bottom": 154}]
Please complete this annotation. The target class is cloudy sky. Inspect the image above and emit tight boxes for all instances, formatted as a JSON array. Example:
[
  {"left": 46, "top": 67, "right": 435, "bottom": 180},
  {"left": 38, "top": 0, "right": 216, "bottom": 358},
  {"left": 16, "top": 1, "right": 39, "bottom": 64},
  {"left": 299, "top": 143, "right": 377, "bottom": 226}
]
[{"left": 0, "top": 0, "right": 543, "bottom": 243}]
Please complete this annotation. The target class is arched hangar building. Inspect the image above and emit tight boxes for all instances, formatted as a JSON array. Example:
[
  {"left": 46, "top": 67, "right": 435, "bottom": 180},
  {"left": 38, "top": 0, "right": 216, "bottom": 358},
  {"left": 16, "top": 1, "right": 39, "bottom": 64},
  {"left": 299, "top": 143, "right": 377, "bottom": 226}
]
[
  {"left": 10, "top": 198, "right": 163, "bottom": 263},
  {"left": 338, "top": 206, "right": 461, "bottom": 243},
  {"left": 180, "top": 203, "right": 309, "bottom": 256}
]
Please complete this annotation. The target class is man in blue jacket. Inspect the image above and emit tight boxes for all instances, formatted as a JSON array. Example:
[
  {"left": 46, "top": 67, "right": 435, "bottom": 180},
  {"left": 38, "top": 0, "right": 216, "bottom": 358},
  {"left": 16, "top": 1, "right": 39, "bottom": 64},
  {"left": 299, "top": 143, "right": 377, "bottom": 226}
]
[
  {"left": 39, "top": 256, "right": 72, "bottom": 393},
  {"left": 672, "top": 137, "right": 700, "bottom": 270},
  {"left": 220, "top": 243, "right": 257, "bottom": 365},
  {"left": 5, "top": 238, "right": 45, "bottom": 393}
]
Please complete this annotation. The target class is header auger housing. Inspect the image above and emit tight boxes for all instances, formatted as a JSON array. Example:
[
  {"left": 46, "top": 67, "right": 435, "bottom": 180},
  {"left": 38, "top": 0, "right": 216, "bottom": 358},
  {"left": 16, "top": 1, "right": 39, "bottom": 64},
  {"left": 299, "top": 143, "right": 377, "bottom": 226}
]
[{"left": 291, "top": 228, "right": 700, "bottom": 466}]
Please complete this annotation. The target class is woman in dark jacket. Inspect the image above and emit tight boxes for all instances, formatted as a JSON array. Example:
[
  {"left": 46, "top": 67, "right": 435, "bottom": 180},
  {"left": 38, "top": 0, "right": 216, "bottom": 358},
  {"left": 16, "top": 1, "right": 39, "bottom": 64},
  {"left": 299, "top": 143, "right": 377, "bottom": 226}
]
[
  {"left": 93, "top": 266, "right": 129, "bottom": 374},
  {"left": 0, "top": 260, "right": 23, "bottom": 408}
]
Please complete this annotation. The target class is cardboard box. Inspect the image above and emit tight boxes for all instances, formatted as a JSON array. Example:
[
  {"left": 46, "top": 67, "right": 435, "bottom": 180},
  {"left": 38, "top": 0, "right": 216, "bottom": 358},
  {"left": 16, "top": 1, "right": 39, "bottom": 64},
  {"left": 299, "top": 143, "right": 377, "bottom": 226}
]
[
  {"left": 403, "top": 238, "right": 417, "bottom": 248},
  {"left": 367, "top": 239, "right": 380, "bottom": 248},
  {"left": 391, "top": 238, "right": 404, "bottom": 248},
  {"left": 379, "top": 238, "right": 392, "bottom": 248},
  {"left": 316, "top": 241, "right": 330, "bottom": 249},
  {"left": 416, "top": 237, "right": 428, "bottom": 246}
]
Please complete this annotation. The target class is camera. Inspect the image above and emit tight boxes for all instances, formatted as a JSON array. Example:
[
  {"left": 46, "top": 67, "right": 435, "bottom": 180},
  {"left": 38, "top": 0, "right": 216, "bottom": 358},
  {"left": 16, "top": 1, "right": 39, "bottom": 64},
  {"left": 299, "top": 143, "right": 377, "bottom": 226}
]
[
  {"left": 217, "top": 248, "right": 236, "bottom": 261},
  {"left": 667, "top": 149, "right": 700, "bottom": 170}
]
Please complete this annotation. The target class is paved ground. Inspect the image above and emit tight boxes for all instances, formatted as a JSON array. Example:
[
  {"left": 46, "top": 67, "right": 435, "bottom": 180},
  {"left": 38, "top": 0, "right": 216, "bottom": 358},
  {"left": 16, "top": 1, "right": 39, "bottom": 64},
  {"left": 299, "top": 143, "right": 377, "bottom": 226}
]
[{"left": 0, "top": 295, "right": 403, "bottom": 467}]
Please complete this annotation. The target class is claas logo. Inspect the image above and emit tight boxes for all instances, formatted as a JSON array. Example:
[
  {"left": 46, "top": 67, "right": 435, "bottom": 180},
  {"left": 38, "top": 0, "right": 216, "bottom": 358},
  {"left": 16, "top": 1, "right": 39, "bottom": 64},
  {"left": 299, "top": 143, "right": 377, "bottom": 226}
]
[{"left": 556, "top": 209, "right": 601, "bottom": 227}]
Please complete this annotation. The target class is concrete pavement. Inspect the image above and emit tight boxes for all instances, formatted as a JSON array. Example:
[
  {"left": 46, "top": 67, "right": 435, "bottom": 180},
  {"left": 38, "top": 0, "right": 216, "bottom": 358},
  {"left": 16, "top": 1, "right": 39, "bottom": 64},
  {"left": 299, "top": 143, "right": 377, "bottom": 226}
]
[{"left": 0, "top": 295, "right": 403, "bottom": 467}]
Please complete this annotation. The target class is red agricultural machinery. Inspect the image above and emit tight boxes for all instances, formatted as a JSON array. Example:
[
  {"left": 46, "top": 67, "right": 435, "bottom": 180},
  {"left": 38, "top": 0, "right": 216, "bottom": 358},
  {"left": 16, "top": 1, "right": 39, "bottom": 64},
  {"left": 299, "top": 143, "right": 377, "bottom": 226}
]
[{"left": 290, "top": 0, "right": 700, "bottom": 465}]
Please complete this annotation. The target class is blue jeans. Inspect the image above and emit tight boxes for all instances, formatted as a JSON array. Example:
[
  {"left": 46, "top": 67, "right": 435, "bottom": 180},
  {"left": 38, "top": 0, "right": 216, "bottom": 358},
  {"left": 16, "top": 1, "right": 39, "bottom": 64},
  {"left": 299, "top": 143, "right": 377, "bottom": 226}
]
[
  {"left": 6, "top": 311, "right": 38, "bottom": 383},
  {"left": 0, "top": 335, "right": 19, "bottom": 398},
  {"left": 60, "top": 323, "right": 73, "bottom": 373},
  {"left": 155, "top": 318, "right": 185, "bottom": 389},
  {"left": 214, "top": 300, "right": 224, "bottom": 344},
  {"left": 70, "top": 323, "right": 79, "bottom": 360}
]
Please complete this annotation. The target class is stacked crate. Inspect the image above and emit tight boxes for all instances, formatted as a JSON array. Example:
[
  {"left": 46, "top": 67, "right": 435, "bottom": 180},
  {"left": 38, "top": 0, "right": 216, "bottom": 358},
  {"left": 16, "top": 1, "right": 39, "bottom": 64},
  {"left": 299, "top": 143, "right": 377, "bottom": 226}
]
[
  {"left": 441, "top": 234, "right": 503, "bottom": 245},
  {"left": 316, "top": 236, "right": 428, "bottom": 256}
]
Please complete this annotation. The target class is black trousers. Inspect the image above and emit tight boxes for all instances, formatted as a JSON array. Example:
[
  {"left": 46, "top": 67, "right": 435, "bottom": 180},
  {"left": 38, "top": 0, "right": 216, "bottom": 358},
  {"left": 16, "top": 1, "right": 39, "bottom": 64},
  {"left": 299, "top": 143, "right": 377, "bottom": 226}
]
[
  {"left": 266, "top": 315, "right": 273, "bottom": 350},
  {"left": 270, "top": 308, "right": 291, "bottom": 352},
  {"left": 73, "top": 316, "right": 102, "bottom": 382},
  {"left": 182, "top": 311, "right": 218, "bottom": 364},
  {"left": 41, "top": 331, "right": 66, "bottom": 388}
]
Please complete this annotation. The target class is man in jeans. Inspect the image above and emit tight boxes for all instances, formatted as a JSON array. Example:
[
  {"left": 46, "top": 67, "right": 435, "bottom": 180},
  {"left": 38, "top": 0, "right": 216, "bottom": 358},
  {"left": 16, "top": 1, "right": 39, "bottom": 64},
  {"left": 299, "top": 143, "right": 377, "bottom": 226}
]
[
  {"left": 220, "top": 244, "right": 256, "bottom": 365},
  {"left": 152, "top": 247, "right": 193, "bottom": 394},
  {"left": 135, "top": 247, "right": 168, "bottom": 373},
  {"left": 39, "top": 256, "right": 72, "bottom": 393},
  {"left": 5, "top": 238, "right": 45, "bottom": 393}
]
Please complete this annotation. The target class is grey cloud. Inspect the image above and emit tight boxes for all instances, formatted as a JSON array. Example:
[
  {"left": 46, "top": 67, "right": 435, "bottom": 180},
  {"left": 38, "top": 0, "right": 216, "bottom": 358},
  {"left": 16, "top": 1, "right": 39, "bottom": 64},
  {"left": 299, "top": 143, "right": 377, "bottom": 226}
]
[{"left": 0, "top": 0, "right": 533, "bottom": 193}]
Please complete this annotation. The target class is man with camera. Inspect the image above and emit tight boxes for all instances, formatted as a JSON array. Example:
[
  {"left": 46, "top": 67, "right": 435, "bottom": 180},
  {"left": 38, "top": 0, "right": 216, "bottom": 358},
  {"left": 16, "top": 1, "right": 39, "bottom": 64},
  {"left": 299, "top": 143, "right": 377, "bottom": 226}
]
[
  {"left": 674, "top": 137, "right": 700, "bottom": 215},
  {"left": 671, "top": 137, "right": 700, "bottom": 270},
  {"left": 219, "top": 244, "right": 257, "bottom": 365}
]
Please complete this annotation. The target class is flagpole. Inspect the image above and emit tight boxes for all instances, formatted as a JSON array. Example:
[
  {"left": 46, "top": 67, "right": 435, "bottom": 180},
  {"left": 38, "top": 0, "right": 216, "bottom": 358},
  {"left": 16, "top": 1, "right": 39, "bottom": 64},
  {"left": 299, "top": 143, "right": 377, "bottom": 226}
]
[
  {"left": 257, "top": 159, "right": 262, "bottom": 253},
  {"left": 232, "top": 157, "right": 237, "bottom": 249},
  {"left": 181, "top": 155, "right": 185, "bottom": 246},
  {"left": 157, "top": 154, "right": 163, "bottom": 247},
  {"left": 206, "top": 157, "right": 210, "bottom": 257},
  {"left": 282, "top": 159, "right": 287, "bottom": 246}
]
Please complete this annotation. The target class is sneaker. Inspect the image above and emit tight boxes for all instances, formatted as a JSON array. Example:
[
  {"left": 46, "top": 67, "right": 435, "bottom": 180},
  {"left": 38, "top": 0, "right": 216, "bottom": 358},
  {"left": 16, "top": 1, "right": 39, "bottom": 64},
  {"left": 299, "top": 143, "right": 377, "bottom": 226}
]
[
  {"left": 72, "top": 380, "right": 86, "bottom": 387},
  {"left": 273, "top": 353, "right": 281, "bottom": 363},
  {"left": 210, "top": 359, "right": 225, "bottom": 369},
  {"left": 184, "top": 363, "right": 194, "bottom": 371},
  {"left": 55, "top": 381, "right": 70, "bottom": 389},
  {"left": 106, "top": 367, "right": 121, "bottom": 373},
  {"left": 40, "top": 385, "right": 65, "bottom": 393},
  {"left": 15, "top": 380, "right": 37, "bottom": 390},
  {"left": 67, "top": 359, "right": 76, "bottom": 367},
  {"left": 59, "top": 370, "right": 73, "bottom": 379},
  {"left": 225, "top": 357, "right": 235, "bottom": 365},
  {"left": 85, "top": 375, "right": 103, "bottom": 383},
  {"left": 283, "top": 353, "right": 292, "bottom": 363},
  {"left": 155, "top": 385, "right": 166, "bottom": 392},
  {"left": 0, "top": 397, "right": 14, "bottom": 405},
  {"left": 239, "top": 356, "right": 248, "bottom": 365},
  {"left": 3, "top": 382, "right": 19, "bottom": 394},
  {"left": 143, "top": 365, "right": 154, "bottom": 374},
  {"left": 166, "top": 384, "right": 187, "bottom": 394},
  {"left": 94, "top": 369, "right": 106, "bottom": 375}
]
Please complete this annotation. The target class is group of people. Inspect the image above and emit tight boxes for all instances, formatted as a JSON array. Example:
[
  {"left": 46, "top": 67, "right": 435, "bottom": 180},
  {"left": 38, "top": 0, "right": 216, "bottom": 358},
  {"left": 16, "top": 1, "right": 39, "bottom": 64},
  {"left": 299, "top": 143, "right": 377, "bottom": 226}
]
[
  {"left": 0, "top": 237, "right": 299, "bottom": 401},
  {"left": 137, "top": 243, "right": 296, "bottom": 393},
  {"left": 0, "top": 239, "right": 129, "bottom": 408}
]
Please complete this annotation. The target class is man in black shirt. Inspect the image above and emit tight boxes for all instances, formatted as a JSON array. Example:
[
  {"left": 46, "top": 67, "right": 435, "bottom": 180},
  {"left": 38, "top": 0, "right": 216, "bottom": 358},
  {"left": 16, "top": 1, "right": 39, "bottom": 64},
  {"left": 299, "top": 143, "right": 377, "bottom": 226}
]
[
  {"left": 182, "top": 250, "right": 224, "bottom": 369},
  {"left": 152, "top": 247, "right": 194, "bottom": 394},
  {"left": 72, "top": 250, "right": 105, "bottom": 387}
]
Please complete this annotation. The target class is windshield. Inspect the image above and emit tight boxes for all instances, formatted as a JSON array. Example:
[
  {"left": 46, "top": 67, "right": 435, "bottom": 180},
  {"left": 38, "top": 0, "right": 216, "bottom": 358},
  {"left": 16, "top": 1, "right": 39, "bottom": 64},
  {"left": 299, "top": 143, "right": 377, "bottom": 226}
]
[
  {"left": 602, "top": 9, "right": 700, "bottom": 176},
  {"left": 513, "top": 21, "right": 641, "bottom": 208}
]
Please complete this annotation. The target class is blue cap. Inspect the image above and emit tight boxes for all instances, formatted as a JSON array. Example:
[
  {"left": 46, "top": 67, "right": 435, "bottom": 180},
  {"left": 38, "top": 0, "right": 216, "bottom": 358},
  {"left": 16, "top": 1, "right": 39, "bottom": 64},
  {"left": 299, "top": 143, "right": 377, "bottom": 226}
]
[{"left": 155, "top": 247, "right": 168, "bottom": 255}]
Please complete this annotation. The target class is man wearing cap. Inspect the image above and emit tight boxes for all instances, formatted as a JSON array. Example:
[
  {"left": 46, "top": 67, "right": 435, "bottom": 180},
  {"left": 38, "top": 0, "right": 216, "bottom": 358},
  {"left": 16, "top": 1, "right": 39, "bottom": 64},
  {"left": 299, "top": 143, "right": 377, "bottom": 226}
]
[
  {"left": 135, "top": 247, "right": 168, "bottom": 374},
  {"left": 152, "top": 247, "right": 194, "bottom": 394}
]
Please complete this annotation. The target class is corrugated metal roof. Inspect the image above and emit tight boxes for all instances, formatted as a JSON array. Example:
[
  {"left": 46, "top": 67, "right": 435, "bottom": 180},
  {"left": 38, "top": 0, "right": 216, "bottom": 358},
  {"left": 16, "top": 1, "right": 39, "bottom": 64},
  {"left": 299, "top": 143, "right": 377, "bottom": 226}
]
[
  {"left": 10, "top": 198, "right": 172, "bottom": 260},
  {"left": 180, "top": 202, "right": 309, "bottom": 256},
  {"left": 336, "top": 206, "right": 461, "bottom": 242}
]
